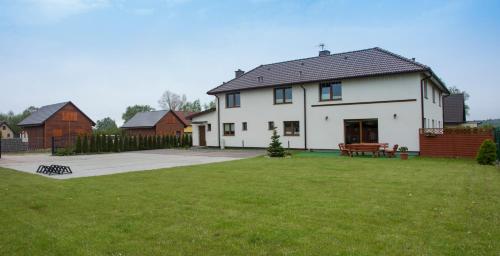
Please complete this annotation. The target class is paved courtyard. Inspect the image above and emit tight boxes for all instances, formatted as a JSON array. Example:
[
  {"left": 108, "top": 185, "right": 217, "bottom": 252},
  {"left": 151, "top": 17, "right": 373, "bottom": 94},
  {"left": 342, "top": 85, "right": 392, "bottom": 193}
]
[{"left": 0, "top": 149, "right": 264, "bottom": 179}]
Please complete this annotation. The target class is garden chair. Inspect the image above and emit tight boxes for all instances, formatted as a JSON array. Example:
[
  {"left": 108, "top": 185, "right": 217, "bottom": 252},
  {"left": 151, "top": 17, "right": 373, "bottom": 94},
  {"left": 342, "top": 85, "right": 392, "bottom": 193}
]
[
  {"left": 338, "top": 143, "right": 349, "bottom": 156},
  {"left": 385, "top": 144, "right": 399, "bottom": 158}
]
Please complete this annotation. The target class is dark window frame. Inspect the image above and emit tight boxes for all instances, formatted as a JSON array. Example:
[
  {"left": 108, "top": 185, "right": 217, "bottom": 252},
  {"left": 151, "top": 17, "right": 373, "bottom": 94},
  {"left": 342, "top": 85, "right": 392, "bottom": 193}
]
[
  {"left": 223, "top": 123, "right": 235, "bottom": 136},
  {"left": 226, "top": 92, "right": 240, "bottom": 108},
  {"left": 432, "top": 86, "right": 436, "bottom": 103},
  {"left": 242, "top": 122, "right": 247, "bottom": 131},
  {"left": 283, "top": 121, "right": 300, "bottom": 136},
  {"left": 438, "top": 92, "right": 442, "bottom": 107},
  {"left": 423, "top": 80, "right": 428, "bottom": 99},
  {"left": 273, "top": 87, "right": 293, "bottom": 104},
  {"left": 207, "top": 123, "right": 211, "bottom": 132},
  {"left": 319, "top": 82, "right": 342, "bottom": 101},
  {"left": 268, "top": 121, "right": 275, "bottom": 130}
]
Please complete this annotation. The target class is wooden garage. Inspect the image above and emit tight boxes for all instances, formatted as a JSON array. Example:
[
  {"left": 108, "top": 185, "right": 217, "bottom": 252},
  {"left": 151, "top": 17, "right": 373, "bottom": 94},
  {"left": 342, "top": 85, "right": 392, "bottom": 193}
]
[
  {"left": 121, "top": 110, "right": 195, "bottom": 137},
  {"left": 18, "top": 101, "right": 95, "bottom": 149}
]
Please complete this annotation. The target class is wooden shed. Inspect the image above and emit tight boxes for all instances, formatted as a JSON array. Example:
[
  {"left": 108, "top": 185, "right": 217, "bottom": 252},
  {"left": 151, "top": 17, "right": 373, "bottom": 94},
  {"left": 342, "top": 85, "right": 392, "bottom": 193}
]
[
  {"left": 121, "top": 110, "right": 195, "bottom": 137},
  {"left": 18, "top": 101, "right": 95, "bottom": 149}
]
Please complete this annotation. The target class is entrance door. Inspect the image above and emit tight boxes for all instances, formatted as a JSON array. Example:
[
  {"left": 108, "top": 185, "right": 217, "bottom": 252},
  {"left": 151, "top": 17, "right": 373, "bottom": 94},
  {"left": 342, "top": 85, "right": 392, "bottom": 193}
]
[
  {"left": 198, "top": 126, "right": 206, "bottom": 146},
  {"left": 344, "top": 119, "right": 378, "bottom": 144}
]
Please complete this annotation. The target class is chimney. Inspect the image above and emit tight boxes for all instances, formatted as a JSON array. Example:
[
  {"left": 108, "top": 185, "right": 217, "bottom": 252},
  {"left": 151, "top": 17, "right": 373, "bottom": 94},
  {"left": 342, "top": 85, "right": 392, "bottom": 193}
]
[
  {"left": 235, "top": 69, "right": 245, "bottom": 78},
  {"left": 319, "top": 50, "right": 331, "bottom": 56}
]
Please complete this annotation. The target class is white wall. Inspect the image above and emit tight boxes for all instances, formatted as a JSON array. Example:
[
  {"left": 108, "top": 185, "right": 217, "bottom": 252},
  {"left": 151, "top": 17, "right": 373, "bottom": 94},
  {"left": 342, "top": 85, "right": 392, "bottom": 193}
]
[
  {"left": 191, "top": 110, "right": 218, "bottom": 146},
  {"left": 306, "top": 73, "right": 422, "bottom": 151},
  {"left": 196, "top": 72, "right": 428, "bottom": 151},
  {"left": 422, "top": 75, "right": 444, "bottom": 129}
]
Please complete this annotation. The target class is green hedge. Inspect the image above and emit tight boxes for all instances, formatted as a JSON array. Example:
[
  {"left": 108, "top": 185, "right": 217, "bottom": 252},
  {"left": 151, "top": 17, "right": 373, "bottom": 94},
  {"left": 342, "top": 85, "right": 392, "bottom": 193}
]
[{"left": 74, "top": 133, "right": 193, "bottom": 154}]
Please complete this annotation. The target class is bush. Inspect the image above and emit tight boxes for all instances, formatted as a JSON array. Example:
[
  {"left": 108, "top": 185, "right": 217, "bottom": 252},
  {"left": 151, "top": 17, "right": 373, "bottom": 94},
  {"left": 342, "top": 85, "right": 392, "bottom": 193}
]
[
  {"left": 55, "top": 146, "right": 75, "bottom": 156},
  {"left": 267, "top": 128, "right": 285, "bottom": 157},
  {"left": 476, "top": 139, "right": 497, "bottom": 165}
]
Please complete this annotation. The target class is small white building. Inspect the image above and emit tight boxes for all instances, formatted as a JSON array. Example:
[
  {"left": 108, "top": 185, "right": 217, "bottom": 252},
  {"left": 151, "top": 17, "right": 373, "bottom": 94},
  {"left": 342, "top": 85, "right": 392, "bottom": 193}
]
[
  {"left": 190, "top": 47, "right": 449, "bottom": 152},
  {"left": 0, "top": 121, "right": 16, "bottom": 139}
]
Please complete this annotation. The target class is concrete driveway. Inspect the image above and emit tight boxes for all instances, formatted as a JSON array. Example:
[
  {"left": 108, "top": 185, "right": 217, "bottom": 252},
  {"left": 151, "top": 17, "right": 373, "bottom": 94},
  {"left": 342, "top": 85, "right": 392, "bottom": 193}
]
[{"left": 0, "top": 148, "right": 263, "bottom": 179}]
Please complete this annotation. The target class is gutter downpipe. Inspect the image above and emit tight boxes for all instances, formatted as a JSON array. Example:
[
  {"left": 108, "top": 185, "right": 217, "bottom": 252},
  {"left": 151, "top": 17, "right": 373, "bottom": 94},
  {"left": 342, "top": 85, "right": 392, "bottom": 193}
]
[
  {"left": 215, "top": 95, "right": 221, "bottom": 148},
  {"left": 300, "top": 85, "right": 308, "bottom": 150}
]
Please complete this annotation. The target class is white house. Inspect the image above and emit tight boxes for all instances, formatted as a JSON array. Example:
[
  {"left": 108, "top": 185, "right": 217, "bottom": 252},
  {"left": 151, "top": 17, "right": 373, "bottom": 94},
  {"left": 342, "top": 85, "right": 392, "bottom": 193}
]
[{"left": 190, "top": 47, "right": 449, "bottom": 152}]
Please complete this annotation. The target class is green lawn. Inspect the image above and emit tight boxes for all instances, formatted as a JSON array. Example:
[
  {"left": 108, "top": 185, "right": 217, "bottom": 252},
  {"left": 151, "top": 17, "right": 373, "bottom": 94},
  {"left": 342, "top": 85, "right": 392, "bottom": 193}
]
[{"left": 0, "top": 155, "right": 499, "bottom": 255}]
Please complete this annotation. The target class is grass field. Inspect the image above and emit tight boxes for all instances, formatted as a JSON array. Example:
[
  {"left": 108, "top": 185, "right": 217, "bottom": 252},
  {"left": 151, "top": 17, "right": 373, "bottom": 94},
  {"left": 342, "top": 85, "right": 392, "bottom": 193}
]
[{"left": 0, "top": 155, "right": 499, "bottom": 255}]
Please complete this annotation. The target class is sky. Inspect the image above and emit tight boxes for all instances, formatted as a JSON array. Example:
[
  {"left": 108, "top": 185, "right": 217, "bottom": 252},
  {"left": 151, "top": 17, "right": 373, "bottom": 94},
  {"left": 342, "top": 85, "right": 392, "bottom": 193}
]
[{"left": 0, "top": 0, "right": 499, "bottom": 125}]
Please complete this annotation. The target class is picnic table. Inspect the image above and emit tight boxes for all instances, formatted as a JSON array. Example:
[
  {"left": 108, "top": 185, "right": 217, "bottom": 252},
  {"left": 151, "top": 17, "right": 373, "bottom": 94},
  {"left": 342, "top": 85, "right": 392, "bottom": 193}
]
[{"left": 346, "top": 143, "right": 388, "bottom": 157}]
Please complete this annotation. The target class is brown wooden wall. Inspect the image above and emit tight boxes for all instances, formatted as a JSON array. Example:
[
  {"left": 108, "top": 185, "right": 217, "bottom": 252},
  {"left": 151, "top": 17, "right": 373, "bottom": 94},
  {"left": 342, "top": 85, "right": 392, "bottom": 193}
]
[
  {"left": 123, "top": 111, "right": 187, "bottom": 137},
  {"left": 23, "top": 126, "right": 44, "bottom": 149},
  {"left": 24, "top": 103, "right": 94, "bottom": 148},
  {"left": 419, "top": 129, "right": 494, "bottom": 158},
  {"left": 155, "top": 111, "right": 186, "bottom": 136}
]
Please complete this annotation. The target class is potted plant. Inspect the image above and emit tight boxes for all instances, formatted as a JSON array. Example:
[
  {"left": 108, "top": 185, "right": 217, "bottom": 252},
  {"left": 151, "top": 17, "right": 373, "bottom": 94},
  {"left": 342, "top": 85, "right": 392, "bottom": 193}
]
[{"left": 399, "top": 146, "right": 409, "bottom": 160}]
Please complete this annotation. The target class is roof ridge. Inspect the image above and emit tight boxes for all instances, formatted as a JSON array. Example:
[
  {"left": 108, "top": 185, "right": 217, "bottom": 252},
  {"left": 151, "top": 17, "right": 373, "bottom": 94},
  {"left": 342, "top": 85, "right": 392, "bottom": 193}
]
[
  {"left": 373, "top": 47, "right": 429, "bottom": 69},
  {"left": 207, "top": 47, "right": 378, "bottom": 94}
]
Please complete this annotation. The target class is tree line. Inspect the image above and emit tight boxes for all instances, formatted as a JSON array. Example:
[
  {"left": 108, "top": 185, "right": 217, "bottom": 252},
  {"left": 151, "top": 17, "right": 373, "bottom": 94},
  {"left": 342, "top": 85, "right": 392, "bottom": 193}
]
[{"left": 75, "top": 133, "right": 192, "bottom": 154}]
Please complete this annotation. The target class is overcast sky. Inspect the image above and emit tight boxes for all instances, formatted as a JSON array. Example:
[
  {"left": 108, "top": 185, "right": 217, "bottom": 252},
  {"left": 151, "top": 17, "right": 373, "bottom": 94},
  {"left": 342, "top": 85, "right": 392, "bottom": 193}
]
[{"left": 0, "top": 0, "right": 499, "bottom": 125}]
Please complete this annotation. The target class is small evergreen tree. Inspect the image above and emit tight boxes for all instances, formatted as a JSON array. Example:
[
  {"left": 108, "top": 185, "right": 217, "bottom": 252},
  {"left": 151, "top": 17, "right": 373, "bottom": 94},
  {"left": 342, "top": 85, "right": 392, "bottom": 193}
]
[
  {"left": 147, "top": 136, "right": 153, "bottom": 149},
  {"left": 90, "top": 134, "right": 96, "bottom": 153},
  {"left": 123, "top": 136, "right": 128, "bottom": 151},
  {"left": 113, "top": 136, "right": 119, "bottom": 152},
  {"left": 476, "top": 139, "right": 497, "bottom": 165},
  {"left": 267, "top": 128, "right": 285, "bottom": 157},
  {"left": 107, "top": 135, "right": 113, "bottom": 152},
  {"left": 96, "top": 134, "right": 102, "bottom": 152},
  {"left": 166, "top": 135, "right": 171, "bottom": 148},
  {"left": 138, "top": 135, "right": 144, "bottom": 150},
  {"left": 187, "top": 134, "right": 192, "bottom": 147},
  {"left": 82, "top": 135, "right": 89, "bottom": 153},
  {"left": 75, "top": 135, "right": 82, "bottom": 153}
]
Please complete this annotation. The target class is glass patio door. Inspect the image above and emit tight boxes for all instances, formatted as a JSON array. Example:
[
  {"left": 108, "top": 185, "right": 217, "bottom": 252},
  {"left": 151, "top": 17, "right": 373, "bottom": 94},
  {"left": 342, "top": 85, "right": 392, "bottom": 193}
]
[{"left": 344, "top": 119, "right": 378, "bottom": 144}]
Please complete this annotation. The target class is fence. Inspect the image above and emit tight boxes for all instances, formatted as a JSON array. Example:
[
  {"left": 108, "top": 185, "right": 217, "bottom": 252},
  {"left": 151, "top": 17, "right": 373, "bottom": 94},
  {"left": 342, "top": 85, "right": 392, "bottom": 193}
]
[{"left": 419, "top": 128, "right": 495, "bottom": 158}]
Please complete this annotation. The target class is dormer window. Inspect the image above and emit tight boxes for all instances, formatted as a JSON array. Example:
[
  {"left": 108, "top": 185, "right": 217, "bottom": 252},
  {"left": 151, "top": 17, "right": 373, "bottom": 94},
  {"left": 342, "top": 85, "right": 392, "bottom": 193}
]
[{"left": 257, "top": 76, "right": 264, "bottom": 83}]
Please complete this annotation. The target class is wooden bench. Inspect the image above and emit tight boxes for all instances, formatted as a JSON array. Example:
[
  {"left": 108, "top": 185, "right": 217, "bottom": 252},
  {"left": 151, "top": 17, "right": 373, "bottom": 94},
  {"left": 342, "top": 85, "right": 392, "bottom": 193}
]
[{"left": 346, "top": 143, "right": 381, "bottom": 157}]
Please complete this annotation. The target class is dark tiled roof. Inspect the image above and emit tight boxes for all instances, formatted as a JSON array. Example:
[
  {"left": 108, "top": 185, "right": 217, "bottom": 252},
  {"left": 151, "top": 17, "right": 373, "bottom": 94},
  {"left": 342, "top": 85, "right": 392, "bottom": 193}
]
[
  {"left": 208, "top": 47, "right": 434, "bottom": 94},
  {"left": 173, "top": 111, "right": 195, "bottom": 126},
  {"left": 122, "top": 110, "right": 168, "bottom": 128},
  {"left": 18, "top": 102, "right": 68, "bottom": 126},
  {"left": 121, "top": 110, "right": 197, "bottom": 128},
  {"left": 443, "top": 94, "right": 465, "bottom": 124}
]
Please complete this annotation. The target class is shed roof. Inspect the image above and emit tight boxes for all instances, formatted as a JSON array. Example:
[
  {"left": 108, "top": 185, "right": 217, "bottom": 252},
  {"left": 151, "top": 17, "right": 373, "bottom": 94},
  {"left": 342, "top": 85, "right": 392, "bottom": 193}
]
[{"left": 17, "top": 101, "right": 95, "bottom": 127}]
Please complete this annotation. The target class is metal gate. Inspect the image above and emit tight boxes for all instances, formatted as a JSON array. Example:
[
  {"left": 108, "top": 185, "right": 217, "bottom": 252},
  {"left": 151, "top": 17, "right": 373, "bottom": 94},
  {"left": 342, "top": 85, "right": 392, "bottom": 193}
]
[{"left": 495, "top": 127, "right": 500, "bottom": 160}]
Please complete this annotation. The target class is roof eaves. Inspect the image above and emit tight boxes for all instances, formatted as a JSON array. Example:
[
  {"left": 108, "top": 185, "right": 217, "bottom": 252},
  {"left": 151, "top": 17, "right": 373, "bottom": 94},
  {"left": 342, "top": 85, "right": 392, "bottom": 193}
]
[{"left": 208, "top": 69, "right": 427, "bottom": 95}]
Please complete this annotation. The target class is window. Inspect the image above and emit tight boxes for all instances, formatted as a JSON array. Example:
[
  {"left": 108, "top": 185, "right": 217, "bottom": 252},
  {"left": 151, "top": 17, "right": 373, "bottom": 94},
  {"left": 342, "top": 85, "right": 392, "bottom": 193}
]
[
  {"left": 320, "top": 82, "right": 342, "bottom": 101},
  {"left": 432, "top": 119, "right": 435, "bottom": 128},
  {"left": 432, "top": 87, "right": 436, "bottom": 103},
  {"left": 268, "top": 121, "right": 275, "bottom": 130},
  {"left": 223, "top": 123, "right": 235, "bottom": 136},
  {"left": 2, "top": 126, "right": 5, "bottom": 130},
  {"left": 7, "top": 133, "right": 10, "bottom": 138},
  {"left": 207, "top": 123, "right": 211, "bottom": 132},
  {"left": 423, "top": 118, "right": 426, "bottom": 128},
  {"left": 242, "top": 122, "right": 247, "bottom": 131},
  {"left": 226, "top": 92, "right": 240, "bottom": 108},
  {"left": 438, "top": 121, "right": 441, "bottom": 128},
  {"left": 439, "top": 92, "right": 442, "bottom": 107},
  {"left": 274, "top": 87, "right": 292, "bottom": 104},
  {"left": 283, "top": 121, "right": 300, "bottom": 136},
  {"left": 423, "top": 80, "right": 428, "bottom": 99}
]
